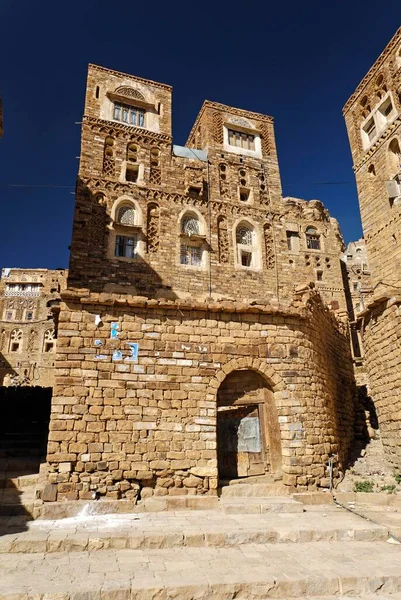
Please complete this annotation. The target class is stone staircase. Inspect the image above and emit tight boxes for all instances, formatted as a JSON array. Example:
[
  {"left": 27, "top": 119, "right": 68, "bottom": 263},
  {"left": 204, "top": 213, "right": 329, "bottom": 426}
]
[
  {"left": 0, "top": 457, "right": 40, "bottom": 519},
  {"left": 1, "top": 499, "right": 401, "bottom": 598}
]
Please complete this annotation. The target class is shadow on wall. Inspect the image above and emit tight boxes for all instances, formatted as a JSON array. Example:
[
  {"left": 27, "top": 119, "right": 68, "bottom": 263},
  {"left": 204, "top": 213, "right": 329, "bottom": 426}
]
[
  {"left": 67, "top": 178, "right": 179, "bottom": 299},
  {"left": 0, "top": 384, "right": 52, "bottom": 536}
]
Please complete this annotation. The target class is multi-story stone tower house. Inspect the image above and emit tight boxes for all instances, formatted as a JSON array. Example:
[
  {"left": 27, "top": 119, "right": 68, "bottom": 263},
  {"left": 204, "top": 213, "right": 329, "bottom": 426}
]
[
  {"left": 0, "top": 268, "right": 66, "bottom": 387},
  {"left": 46, "top": 64, "right": 356, "bottom": 502},
  {"left": 344, "top": 27, "right": 401, "bottom": 468}
]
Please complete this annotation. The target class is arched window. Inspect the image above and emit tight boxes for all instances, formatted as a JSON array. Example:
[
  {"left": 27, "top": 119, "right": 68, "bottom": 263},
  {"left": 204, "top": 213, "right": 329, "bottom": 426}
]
[
  {"left": 368, "top": 164, "right": 376, "bottom": 177},
  {"left": 43, "top": 329, "right": 55, "bottom": 353},
  {"left": 103, "top": 136, "right": 114, "bottom": 176},
  {"left": 388, "top": 138, "right": 401, "bottom": 176},
  {"left": 180, "top": 213, "right": 203, "bottom": 266},
  {"left": 117, "top": 205, "right": 136, "bottom": 226},
  {"left": 305, "top": 226, "right": 321, "bottom": 250},
  {"left": 236, "top": 223, "right": 255, "bottom": 267},
  {"left": 181, "top": 213, "right": 200, "bottom": 236},
  {"left": 9, "top": 329, "right": 22, "bottom": 352}
]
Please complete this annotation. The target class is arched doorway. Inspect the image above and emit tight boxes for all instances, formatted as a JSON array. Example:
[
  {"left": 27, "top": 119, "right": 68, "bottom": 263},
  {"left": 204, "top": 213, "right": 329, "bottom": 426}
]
[{"left": 217, "top": 369, "right": 282, "bottom": 480}]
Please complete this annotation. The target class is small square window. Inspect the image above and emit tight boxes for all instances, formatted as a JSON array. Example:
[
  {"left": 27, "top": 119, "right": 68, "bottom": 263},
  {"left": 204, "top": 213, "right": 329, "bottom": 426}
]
[
  {"left": 180, "top": 244, "right": 202, "bottom": 266},
  {"left": 126, "top": 164, "right": 139, "bottom": 183},
  {"left": 115, "top": 235, "right": 137, "bottom": 258},
  {"left": 353, "top": 282, "right": 359, "bottom": 291},
  {"left": 10, "top": 342, "right": 19, "bottom": 352},
  {"left": 5, "top": 311, "right": 13, "bottom": 321},
  {"left": 286, "top": 231, "right": 300, "bottom": 251},
  {"left": 239, "top": 188, "right": 250, "bottom": 202},
  {"left": 316, "top": 270, "right": 323, "bottom": 281},
  {"left": 379, "top": 97, "right": 394, "bottom": 118},
  {"left": 25, "top": 311, "right": 33, "bottom": 321},
  {"left": 241, "top": 250, "right": 252, "bottom": 267},
  {"left": 44, "top": 342, "right": 53, "bottom": 353},
  {"left": 363, "top": 117, "right": 376, "bottom": 142},
  {"left": 227, "top": 128, "right": 255, "bottom": 151}
]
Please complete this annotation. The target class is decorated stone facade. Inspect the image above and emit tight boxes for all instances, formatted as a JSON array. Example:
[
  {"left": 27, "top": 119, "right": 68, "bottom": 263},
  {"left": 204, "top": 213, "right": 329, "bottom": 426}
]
[
  {"left": 0, "top": 268, "right": 66, "bottom": 387},
  {"left": 45, "top": 64, "right": 356, "bottom": 501},
  {"left": 344, "top": 27, "right": 401, "bottom": 468}
]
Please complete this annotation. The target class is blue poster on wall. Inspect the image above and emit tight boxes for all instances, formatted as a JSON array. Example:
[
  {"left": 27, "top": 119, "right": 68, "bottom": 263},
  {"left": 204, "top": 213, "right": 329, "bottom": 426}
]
[
  {"left": 126, "top": 342, "right": 139, "bottom": 361},
  {"left": 110, "top": 322, "right": 119, "bottom": 340},
  {"left": 112, "top": 349, "right": 123, "bottom": 361}
]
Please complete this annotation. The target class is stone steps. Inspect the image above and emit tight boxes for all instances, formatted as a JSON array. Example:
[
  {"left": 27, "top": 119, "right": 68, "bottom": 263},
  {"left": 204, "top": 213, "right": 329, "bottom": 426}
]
[
  {"left": 0, "top": 541, "right": 400, "bottom": 599},
  {"left": 219, "top": 480, "right": 287, "bottom": 496},
  {"left": 220, "top": 496, "right": 304, "bottom": 513}
]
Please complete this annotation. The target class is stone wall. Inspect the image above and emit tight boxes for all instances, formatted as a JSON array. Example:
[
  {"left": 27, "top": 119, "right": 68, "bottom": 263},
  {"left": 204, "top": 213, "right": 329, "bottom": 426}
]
[
  {"left": 45, "top": 289, "right": 355, "bottom": 501},
  {"left": 361, "top": 296, "right": 401, "bottom": 468}
]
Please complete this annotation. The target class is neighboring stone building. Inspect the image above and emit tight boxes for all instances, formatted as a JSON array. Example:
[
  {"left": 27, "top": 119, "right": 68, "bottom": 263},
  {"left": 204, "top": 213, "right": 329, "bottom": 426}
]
[
  {"left": 0, "top": 268, "right": 66, "bottom": 387},
  {"left": 45, "top": 64, "right": 356, "bottom": 502},
  {"left": 343, "top": 239, "right": 373, "bottom": 318},
  {"left": 343, "top": 26, "right": 401, "bottom": 469},
  {"left": 342, "top": 239, "right": 373, "bottom": 385}
]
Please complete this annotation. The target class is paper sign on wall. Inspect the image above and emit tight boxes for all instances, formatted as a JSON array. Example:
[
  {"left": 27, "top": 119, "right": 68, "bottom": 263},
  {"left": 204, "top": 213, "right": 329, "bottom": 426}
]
[
  {"left": 126, "top": 342, "right": 139, "bottom": 362},
  {"left": 110, "top": 322, "right": 119, "bottom": 340},
  {"left": 112, "top": 349, "right": 123, "bottom": 361}
]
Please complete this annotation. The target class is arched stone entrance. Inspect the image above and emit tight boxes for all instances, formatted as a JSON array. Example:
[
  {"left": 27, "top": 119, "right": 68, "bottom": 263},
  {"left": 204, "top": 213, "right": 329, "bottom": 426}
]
[{"left": 217, "top": 369, "right": 282, "bottom": 480}]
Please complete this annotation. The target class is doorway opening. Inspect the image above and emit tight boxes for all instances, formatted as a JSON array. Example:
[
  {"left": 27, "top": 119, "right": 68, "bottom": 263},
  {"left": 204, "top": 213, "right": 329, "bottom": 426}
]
[
  {"left": 0, "top": 386, "right": 52, "bottom": 517},
  {"left": 217, "top": 369, "right": 282, "bottom": 481}
]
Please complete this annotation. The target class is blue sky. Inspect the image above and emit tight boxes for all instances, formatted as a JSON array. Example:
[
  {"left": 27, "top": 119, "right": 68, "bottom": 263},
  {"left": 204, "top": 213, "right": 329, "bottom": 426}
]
[{"left": 0, "top": 0, "right": 398, "bottom": 268}]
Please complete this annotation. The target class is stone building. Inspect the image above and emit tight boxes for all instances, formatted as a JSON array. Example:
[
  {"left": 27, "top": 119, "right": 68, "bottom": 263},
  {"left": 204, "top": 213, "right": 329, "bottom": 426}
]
[
  {"left": 343, "top": 26, "right": 401, "bottom": 468},
  {"left": 0, "top": 268, "right": 66, "bottom": 387},
  {"left": 342, "top": 239, "right": 373, "bottom": 385},
  {"left": 45, "top": 64, "right": 356, "bottom": 502}
]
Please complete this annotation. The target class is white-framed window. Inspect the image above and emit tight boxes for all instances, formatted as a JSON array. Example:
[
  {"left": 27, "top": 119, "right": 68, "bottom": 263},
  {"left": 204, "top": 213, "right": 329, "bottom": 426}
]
[
  {"left": 4, "top": 310, "right": 14, "bottom": 321},
  {"left": 286, "top": 231, "right": 300, "bottom": 252},
  {"left": 180, "top": 244, "right": 203, "bottom": 266},
  {"left": 361, "top": 92, "right": 397, "bottom": 150},
  {"left": 236, "top": 223, "right": 257, "bottom": 268},
  {"left": 228, "top": 128, "right": 255, "bottom": 151},
  {"left": 43, "top": 329, "right": 55, "bottom": 353},
  {"left": 24, "top": 310, "right": 34, "bottom": 321},
  {"left": 9, "top": 329, "right": 22, "bottom": 352},
  {"left": 305, "top": 227, "right": 321, "bottom": 250},
  {"left": 113, "top": 103, "right": 145, "bottom": 127},
  {"left": 115, "top": 235, "right": 138, "bottom": 258},
  {"left": 363, "top": 117, "right": 376, "bottom": 143},
  {"left": 179, "top": 212, "right": 205, "bottom": 267}
]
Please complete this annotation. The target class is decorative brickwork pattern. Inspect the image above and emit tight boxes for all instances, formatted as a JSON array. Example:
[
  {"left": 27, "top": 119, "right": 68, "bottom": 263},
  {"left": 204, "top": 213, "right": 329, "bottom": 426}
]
[
  {"left": 217, "top": 215, "right": 229, "bottom": 263},
  {"left": 212, "top": 111, "right": 223, "bottom": 144},
  {"left": 146, "top": 202, "right": 160, "bottom": 253},
  {"left": 264, "top": 223, "right": 275, "bottom": 270}
]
